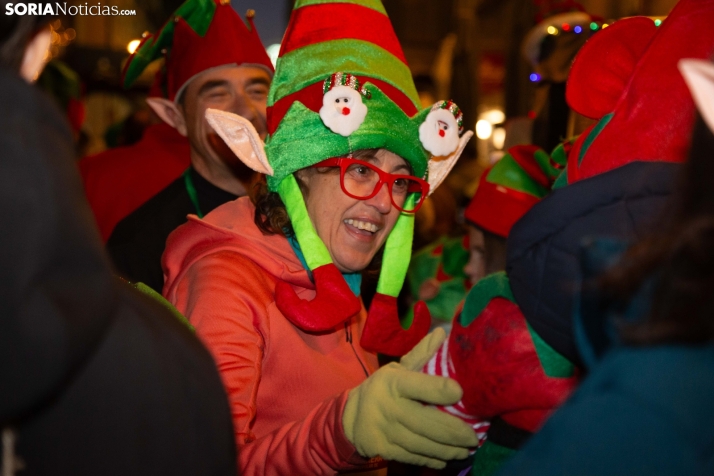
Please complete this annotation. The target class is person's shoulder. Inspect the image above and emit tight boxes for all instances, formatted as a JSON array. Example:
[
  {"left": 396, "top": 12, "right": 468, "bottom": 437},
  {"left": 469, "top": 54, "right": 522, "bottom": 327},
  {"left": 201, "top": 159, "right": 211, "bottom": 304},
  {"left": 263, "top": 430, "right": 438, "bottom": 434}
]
[
  {"left": 184, "top": 248, "right": 270, "bottom": 282},
  {"left": 499, "top": 346, "right": 714, "bottom": 476},
  {"left": 0, "top": 67, "right": 71, "bottom": 143},
  {"left": 597, "top": 344, "right": 714, "bottom": 410},
  {"left": 556, "top": 344, "right": 714, "bottom": 459}
]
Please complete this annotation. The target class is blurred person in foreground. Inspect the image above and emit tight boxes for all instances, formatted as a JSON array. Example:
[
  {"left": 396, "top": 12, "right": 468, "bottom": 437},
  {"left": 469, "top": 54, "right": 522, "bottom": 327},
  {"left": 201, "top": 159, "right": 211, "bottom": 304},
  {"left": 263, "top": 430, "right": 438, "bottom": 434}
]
[
  {"left": 0, "top": 3, "right": 236, "bottom": 474},
  {"left": 105, "top": 0, "right": 274, "bottom": 293},
  {"left": 498, "top": 55, "right": 714, "bottom": 476}
]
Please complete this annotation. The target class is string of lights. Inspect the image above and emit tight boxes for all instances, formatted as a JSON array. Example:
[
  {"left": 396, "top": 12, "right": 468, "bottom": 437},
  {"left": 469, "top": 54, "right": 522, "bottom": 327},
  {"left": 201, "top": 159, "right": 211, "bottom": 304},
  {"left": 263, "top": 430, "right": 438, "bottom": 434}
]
[{"left": 529, "top": 17, "right": 665, "bottom": 82}]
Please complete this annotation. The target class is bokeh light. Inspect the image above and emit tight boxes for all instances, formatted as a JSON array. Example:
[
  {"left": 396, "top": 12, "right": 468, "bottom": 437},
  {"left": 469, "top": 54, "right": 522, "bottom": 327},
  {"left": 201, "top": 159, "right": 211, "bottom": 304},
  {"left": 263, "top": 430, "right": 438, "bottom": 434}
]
[{"left": 476, "top": 120, "right": 493, "bottom": 140}]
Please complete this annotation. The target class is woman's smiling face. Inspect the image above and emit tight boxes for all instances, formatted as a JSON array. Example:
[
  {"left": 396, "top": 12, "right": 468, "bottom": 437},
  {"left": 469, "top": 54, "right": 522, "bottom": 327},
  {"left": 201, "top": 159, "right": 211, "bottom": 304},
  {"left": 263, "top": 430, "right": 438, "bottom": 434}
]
[{"left": 298, "top": 149, "right": 410, "bottom": 273}]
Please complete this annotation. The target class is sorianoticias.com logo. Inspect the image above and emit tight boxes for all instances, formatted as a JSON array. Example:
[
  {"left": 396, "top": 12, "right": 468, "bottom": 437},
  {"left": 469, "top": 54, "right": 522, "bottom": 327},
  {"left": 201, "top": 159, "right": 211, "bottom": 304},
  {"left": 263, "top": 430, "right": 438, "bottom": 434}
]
[{"left": 4, "top": 2, "right": 136, "bottom": 15}]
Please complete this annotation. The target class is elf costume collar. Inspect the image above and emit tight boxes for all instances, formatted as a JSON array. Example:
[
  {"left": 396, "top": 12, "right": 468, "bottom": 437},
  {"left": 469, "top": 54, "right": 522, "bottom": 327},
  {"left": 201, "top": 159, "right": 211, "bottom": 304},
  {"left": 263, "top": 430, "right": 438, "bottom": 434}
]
[
  {"left": 121, "top": 0, "right": 274, "bottom": 101},
  {"left": 206, "top": 0, "right": 473, "bottom": 356}
]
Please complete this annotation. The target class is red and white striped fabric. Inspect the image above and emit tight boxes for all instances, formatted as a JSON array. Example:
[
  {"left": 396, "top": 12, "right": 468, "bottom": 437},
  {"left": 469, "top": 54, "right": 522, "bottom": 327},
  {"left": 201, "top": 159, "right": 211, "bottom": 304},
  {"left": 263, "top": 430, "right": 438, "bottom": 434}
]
[{"left": 423, "top": 337, "right": 490, "bottom": 448}]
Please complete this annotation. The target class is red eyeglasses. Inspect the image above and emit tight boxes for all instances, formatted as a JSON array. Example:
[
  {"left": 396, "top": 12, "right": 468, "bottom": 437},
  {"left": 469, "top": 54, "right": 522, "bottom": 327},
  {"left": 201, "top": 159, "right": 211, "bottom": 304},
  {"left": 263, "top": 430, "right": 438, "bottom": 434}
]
[{"left": 312, "top": 158, "right": 430, "bottom": 213}]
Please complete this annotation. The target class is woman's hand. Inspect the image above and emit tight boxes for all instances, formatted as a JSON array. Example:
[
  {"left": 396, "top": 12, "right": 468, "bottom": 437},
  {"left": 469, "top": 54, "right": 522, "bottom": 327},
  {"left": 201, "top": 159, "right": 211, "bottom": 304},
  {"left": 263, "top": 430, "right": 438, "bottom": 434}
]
[{"left": 342, "top": 329, "right": 479, "bottom": 469}]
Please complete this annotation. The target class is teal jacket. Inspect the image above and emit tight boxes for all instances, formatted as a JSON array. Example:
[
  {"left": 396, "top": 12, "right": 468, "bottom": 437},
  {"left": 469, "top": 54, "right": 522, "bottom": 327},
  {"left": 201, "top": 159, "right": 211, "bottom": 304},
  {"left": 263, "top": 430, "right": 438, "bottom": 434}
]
[{"left": 498, "top": 240, "right": 714, "bottom": 475}]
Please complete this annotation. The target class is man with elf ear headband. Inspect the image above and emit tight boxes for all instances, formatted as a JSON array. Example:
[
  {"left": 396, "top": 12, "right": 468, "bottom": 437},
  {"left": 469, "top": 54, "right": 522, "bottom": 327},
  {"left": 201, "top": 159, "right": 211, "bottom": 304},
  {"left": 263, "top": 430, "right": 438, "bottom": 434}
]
[{"left": 106, "top": 0, "right": 274, "bottom": 293}]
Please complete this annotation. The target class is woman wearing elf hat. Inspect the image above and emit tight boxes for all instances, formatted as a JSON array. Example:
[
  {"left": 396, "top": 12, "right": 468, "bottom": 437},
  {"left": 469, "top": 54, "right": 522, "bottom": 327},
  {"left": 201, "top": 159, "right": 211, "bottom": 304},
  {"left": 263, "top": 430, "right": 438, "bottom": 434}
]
[{"left": 162, "top": 0, "right": 478, "bottom": 474}]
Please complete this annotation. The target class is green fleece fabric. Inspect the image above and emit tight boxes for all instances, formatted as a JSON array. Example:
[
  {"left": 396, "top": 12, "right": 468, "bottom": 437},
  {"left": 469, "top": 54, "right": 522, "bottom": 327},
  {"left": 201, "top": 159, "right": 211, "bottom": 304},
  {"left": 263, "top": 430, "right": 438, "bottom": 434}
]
[{"left": 471, "top": 440, "right": 516, "bottom": 476}]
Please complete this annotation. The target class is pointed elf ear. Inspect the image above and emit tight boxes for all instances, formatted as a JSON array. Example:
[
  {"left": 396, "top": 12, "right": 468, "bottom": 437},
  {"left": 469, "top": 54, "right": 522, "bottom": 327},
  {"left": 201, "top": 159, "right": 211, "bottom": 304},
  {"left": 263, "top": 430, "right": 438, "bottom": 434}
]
[
  {"left": 427, "top": 130, "right": 473, "bottom": 196},
  {"left": 147, "top": 97, "right": 188, "bottom": 136},
  {"left": 679, "top": 59, "right": 714, "bottom": 135},
  {"left": 319, "top": 85, "right": 369, "bottom": 136},
  {"left": 205, "top": 108, "right": 273, "bottom": 175}
]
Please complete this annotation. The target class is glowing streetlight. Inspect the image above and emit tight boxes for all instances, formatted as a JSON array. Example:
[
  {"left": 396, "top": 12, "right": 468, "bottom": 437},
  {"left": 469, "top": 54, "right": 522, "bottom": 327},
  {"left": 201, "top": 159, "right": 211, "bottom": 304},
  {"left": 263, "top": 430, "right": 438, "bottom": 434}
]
[{"left": 492, "top": 127, "right": 506, "bottom": 150}]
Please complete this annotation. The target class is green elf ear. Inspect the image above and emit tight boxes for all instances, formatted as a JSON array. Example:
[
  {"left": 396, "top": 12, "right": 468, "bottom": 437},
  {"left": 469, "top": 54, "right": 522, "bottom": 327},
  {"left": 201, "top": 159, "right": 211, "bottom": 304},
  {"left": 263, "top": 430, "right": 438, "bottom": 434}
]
[
  {"left": 361, "top": 117, "right": 473, "bottom": 357},
  {"left": 205, "top": 108, "right": 273, "bottom": 175},
  {"left": 274, "top": 174, "right": 362, "bottom": 332}
]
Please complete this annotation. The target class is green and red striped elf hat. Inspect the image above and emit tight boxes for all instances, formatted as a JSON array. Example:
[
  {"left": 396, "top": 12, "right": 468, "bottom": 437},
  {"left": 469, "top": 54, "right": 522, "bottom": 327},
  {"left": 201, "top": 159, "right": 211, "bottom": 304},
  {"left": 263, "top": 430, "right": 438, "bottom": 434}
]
[
  {"left": 465, "top": 142, "right": 569, "bottom": 237},
  {"left": 263, "top": 0, "right": 441, "bottom": 190}
]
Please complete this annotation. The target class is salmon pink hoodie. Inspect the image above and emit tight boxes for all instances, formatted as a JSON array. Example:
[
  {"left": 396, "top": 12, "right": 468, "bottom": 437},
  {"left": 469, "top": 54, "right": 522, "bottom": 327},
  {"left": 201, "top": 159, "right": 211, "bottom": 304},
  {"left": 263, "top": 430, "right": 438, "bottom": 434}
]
[{"left": 162, "top": 197, "right": 382, "bottom": 475}]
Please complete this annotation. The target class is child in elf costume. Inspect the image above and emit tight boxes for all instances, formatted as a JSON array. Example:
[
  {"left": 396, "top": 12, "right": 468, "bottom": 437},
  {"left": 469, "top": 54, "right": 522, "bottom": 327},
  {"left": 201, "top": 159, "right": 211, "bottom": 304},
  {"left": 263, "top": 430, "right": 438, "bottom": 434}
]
[
  {"left": 404, "top": 142, "right": 570, "bottom": 330},
  {"left": 423, "top": 1, "right": 714, "bottom": 474},
  {"left": 463, "top": 142, "right": 570, "bottom": 281},
  {"left": 162, "top": 0, "right": 480, "bottom": 474}
]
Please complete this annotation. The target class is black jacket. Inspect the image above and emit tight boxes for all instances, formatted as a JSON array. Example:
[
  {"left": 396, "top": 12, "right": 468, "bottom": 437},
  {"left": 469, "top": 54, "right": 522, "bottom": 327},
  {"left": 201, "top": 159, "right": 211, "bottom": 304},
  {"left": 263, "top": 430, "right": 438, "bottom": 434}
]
[
  {"left": 107, "top": 167, "right": 237, "bottom": 293},
  {"left": 0, "top": 66, "right": 236, "bottom": 475},
  {"left": 506, "top": 161, "right": 680, "bottom": 365}
]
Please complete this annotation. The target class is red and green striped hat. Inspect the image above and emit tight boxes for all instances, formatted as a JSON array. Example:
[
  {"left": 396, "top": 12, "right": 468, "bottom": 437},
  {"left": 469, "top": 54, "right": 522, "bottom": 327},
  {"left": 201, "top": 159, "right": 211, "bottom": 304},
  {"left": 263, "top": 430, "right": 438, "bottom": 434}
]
[
  {"left": 465, "top": 142, "right": 570, "bottom": 237},
  {"left": 264, "top": 0, "right": 440, "bottom": 191}
]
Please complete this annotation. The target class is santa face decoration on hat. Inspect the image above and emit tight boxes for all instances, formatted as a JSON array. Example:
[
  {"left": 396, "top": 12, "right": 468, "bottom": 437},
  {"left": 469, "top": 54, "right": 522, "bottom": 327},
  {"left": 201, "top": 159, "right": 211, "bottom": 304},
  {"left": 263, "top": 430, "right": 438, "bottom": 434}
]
[
  {"left": 319, "top": 73, "right": 369, "bottom": 136},
  {"left": 419, "top": 101, "right": 464, "bottom": 157}
]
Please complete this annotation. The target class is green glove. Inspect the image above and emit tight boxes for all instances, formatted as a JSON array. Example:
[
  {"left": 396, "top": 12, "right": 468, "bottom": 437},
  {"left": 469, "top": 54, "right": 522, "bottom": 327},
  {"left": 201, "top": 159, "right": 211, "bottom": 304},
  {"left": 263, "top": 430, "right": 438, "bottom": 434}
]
[{"left": 343, "top": 328, "right": 479, "bottom": 469}]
